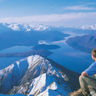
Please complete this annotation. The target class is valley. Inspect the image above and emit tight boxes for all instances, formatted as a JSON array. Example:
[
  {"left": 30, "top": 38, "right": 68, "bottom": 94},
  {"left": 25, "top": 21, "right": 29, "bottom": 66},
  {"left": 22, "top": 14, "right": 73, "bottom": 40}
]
[{"left": 0, "top": 23, "right": 95, "bottom": 96}]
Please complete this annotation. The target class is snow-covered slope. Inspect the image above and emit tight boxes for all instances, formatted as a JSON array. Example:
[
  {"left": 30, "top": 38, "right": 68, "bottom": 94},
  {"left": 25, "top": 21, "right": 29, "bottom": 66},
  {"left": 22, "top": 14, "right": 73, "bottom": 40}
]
[
  {"left": 0, "top": 55, "right": 77, "bottom": 96},
  {"left": 28, "top": 24, "right": 49, "bottom": 31}
]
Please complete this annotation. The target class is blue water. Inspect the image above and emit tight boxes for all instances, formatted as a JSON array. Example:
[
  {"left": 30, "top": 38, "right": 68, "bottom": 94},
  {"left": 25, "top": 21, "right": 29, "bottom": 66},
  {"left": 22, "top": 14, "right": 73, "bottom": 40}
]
[
  {"left": 48, "top": 43, "right": 93, "bottom": 73},
  {"left": 0, "top": 46, "right": 32, "bottom": 70},
  {"left": 0, "top": 57, "right": 23, "bottom": 70},
  {"left": 0, "top": 46, "right": 32, "bottom": 53},
  {"left": 0, "top": 39, "right": 93, "bottom": 73}
]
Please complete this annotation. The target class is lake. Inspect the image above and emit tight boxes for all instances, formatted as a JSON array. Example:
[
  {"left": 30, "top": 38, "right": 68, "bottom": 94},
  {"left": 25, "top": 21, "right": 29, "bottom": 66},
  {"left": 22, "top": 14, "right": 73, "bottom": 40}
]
[
  {"left": 48, "top": 42, "right": 92, "bottom": 73},
  {"left": 0, "top": 46, "right": 32, "bottom": 69},
  {"left": 0, "top": 33, "right": 93, "bottom": 73}
]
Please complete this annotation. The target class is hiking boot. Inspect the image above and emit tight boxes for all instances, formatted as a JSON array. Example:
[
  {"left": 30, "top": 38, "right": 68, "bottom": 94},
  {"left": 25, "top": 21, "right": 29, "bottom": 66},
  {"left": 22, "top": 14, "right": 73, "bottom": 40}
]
[{"left": 69, "top": 89, "right": 84, "bottom": 96}]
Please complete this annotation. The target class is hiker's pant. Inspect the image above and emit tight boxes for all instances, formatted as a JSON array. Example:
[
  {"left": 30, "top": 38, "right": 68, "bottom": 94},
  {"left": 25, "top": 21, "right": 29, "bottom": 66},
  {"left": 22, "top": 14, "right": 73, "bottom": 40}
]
[{"left": 79, "top": 75, "right": 96, "bottom": 94}]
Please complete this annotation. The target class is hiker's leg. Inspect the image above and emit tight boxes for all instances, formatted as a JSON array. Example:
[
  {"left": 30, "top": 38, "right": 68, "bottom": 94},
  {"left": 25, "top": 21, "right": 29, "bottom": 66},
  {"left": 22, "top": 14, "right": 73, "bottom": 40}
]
[
  {"left": 79, "top": 75, "right": 89, "bottom": 95},
  {"left": 82, "top": 76, "right": 96, "bottom": 90},
  {"left": 79, "top": 75, "right": 96, "bottom": 95}
]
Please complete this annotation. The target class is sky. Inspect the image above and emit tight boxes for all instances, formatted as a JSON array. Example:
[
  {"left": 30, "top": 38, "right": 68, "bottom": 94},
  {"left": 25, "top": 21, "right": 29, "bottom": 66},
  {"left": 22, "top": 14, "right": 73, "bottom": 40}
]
[{"left": 0, "top": 0, "right": 96, "bottom": 27}]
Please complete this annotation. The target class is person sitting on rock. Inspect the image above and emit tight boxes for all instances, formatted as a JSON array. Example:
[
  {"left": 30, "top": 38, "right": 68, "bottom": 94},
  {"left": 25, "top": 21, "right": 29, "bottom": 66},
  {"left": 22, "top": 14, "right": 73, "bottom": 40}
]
[{"left": 79, "top": 49, "right": 96, "bottom": 96}]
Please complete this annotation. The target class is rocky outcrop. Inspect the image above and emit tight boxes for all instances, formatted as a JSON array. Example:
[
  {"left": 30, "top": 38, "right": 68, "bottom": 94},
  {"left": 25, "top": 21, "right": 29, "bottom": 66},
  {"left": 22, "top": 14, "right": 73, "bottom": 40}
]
[{"left": 69, "top": 88, "right": 96, "bottom": 96}]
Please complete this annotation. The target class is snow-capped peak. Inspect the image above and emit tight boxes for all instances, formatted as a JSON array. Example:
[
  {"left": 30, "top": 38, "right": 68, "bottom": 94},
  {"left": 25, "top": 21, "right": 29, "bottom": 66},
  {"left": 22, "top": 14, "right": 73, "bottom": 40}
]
[
  {"left": 31, "top": 24, "right": 49, "bottom": 31},
  {"left": 24, "top": 24, "right": 49, "bottom": 31},
  {"left": 4, "top": 23, "right": 49, "bottom": 32},
  {"left": 8, "top": 24, "right": 20, "bottom": 31},
  {"left": 81, "top": 24, "right": 96, "bottom": 30},
  {"left": 0, "top": 55, "right": 71, "bottom": 96}
]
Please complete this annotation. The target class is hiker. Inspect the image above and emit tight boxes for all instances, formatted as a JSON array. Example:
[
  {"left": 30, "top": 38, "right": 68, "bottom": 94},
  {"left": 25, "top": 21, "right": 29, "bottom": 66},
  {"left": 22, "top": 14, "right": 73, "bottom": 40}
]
[{"left": 79, "top": 49, "right": 96, "bottom": 95}]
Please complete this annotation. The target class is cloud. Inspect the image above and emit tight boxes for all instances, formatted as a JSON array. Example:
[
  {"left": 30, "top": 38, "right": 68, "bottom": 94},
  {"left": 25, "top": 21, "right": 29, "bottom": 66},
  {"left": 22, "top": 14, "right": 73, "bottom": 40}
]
[
  {"left": 0, "top": 14, "right": 72, "bottom": 23},
  {"left": 63, "top": 5, "right": 95, "bottom": 11},
  {"left": 0, "top": 12, "right": 96, "bottom": 27},
  {"left": 0, "top": 14, "right": 78, "bottom": 25}
]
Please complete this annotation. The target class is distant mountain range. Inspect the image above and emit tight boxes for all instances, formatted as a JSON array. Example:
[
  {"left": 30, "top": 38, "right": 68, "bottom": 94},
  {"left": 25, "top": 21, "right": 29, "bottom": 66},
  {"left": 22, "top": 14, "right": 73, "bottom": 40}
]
[
  {"left": 80, "top": 24, "right": 96, "bottom": 30},
  {"left": 0, "top": 55, "right": 79, "bottom": 96},
  {"left": 1, "top": 23, "right": 68, "bottom": 32},
  {"left": 0, "top": 23, "right": 49, "bottom": 31},
  {"left": 66, "top": 34, "right": 96, "bottom": 53},
  {"left": 0, "top": 23, "right": 69, "bottom": 51},
  {"left": 1, "top": 23, "right": 96, "bottom": 51},
  {"left": 7, "top": 23, "right": 49, "bottom": 31}
]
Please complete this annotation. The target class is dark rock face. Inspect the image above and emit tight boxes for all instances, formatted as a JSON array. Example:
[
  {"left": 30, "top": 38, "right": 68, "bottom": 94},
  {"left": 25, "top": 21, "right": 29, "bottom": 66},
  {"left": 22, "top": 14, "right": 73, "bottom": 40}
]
[
  {"left": 48, "top": 58, "right": 80, "bottom": 91},
  {"left": 66, "top": 34, "right": 96, "bottom": 53}
]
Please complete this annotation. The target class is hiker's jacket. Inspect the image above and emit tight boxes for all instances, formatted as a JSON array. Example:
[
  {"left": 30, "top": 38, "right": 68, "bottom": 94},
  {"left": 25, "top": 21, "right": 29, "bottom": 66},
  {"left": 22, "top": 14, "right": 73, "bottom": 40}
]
[{"left": 84, "top": 61, "right": 96, "bottom": 76}]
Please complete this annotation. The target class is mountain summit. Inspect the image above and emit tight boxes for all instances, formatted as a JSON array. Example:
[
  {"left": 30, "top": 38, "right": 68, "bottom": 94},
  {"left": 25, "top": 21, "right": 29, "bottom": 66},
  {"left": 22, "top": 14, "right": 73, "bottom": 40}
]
[{"left": 0, "top": 55, "right": 79, "bottom": 96}]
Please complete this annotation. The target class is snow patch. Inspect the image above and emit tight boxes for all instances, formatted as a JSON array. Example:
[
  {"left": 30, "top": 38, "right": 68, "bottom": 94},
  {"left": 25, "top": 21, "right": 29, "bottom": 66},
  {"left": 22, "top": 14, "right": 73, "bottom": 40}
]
[
  {"left": 28, "top": 73, "right": 46, "bottom": 96},
  {"left": 8, "top": 24, "right": 19, "bottom": 31},
  {"left": 38, "top": 40, "right": 49, "bottom": 45},
  {"left": 81, "top": 24, "right": 96, "bottom": 30},
  {"left": 32, "top": 24, "right": 48, "bottom": 31}
]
